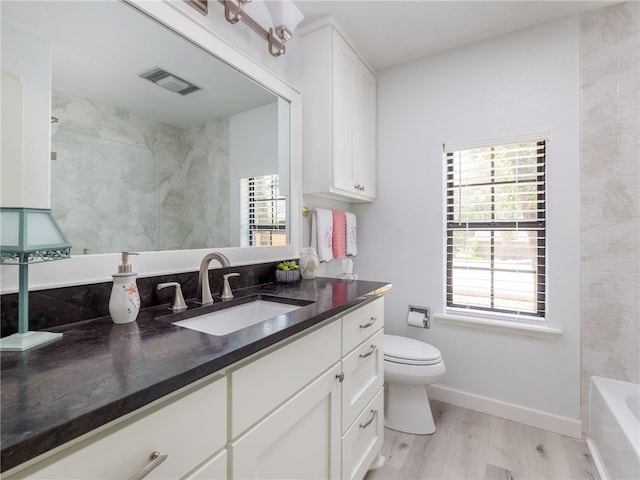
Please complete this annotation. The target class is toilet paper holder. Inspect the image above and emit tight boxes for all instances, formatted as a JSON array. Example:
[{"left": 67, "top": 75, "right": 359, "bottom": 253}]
[{"left": 408, "top": 305, "right": 431, "bottom": 328}]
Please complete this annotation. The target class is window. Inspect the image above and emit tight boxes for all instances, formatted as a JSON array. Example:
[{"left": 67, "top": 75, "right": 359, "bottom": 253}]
[
  {"left": 240, "top": 174, "right": 287, "bottom": 247},
  {"left": 445, "top": 139, "right": 546, "bottom": 318}
]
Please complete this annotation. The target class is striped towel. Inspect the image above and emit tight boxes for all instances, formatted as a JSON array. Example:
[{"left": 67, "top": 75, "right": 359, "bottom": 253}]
[
  {"left": 345, "top": 212, "right": 357, "bottom": 257},
  {"left": 311, "top": 208, "right": 333, "bottom": 262},
  {"left": 332, "top": 210, "right": 347, "bottom": 259}
]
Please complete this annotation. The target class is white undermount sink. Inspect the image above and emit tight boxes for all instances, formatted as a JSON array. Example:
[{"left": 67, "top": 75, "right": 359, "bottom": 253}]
[{"left": 173, "top": 300, "right": 303, "bottom": 336}]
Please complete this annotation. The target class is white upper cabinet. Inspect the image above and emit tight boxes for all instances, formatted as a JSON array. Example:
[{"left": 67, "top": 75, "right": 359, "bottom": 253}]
[{"left": 301, "top": 18, "right": 377, "bottom": 202}]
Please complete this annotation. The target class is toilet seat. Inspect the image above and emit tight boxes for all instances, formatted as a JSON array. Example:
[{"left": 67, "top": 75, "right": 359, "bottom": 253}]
[{"left": 384, "top": 334, "right": 442, "bottom": 366}]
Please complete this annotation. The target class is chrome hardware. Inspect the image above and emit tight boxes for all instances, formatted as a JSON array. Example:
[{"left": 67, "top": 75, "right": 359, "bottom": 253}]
[
  {"left": 409, "top": 305, "right": 431, "bottom": 328},
  {"left": 354, "top": 184, "right": 366, "bottom": 192},
  {"left": 336, "top": 372, "right": 345, "bottom": 383},
  {"left": 157, "top": 282, "right": 187, "bottom": 312},
  {"left": 128, "top": 451, "right": 168, "bottom": 480},
  {"left": 195, "top": 252, "right": 231, "bottom": 305},
  {"left": 224, "top": 0, "right": 250, "bottom": 24},
  {"left": 359, "top": 410, "right": 377, "bottom": 429},
  {"left": 359, "top": 317, "right": 377, "bottom": 329},
  {"left": 221, "top": 272, "right": 240, "bottom": 300},
  {"left": 359, "top": 344, "right": 377, "bottom": 359}
]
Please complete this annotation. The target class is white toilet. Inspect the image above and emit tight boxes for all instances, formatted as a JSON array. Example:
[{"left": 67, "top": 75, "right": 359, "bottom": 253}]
[{"left": 383, "top": 334, "right": 445, "bottom": 435}]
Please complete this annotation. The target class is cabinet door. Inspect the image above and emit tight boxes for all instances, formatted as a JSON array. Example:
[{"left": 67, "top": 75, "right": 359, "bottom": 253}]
[
  {"left": 231, "top": 319, "right": 341, "bottom": 437},
  {"left": 231, "top": 364, "right": 342, "bottom": 479},
  {"left": 353, "top": 64, "right": 376, "bottom": 199},
  {"left": 342, "top": 329, "right": 384, "bottom": 431},
  {"left": 18, "top": 376, "right": 226, "bottom": 480},
  {"left": 332, "top": 30, "right": 356, "bottom": 195},
  {"left": 342, "top": 389, "right": 384, "bottom": 480}
]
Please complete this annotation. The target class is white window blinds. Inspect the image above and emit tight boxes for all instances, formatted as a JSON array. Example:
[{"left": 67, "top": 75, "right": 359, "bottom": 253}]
[
  {"left": 240, "top": 174, "right": 287, "bottom": 247},
  {"left": 445, "top": 140, "right": 546, "bottom": 317}
]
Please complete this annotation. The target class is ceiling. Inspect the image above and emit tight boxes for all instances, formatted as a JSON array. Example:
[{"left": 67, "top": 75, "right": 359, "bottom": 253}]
[
  {"left": 2, "top": 1, "right": 276, "bottom": 128},
  {"left": 295, "top": 0, "right": 618, "bottom": 71}
]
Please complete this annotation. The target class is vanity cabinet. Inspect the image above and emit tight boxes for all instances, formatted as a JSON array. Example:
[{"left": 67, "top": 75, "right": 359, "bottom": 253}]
[
  {"left": 230, "top": 297, "right": 384, "bottom": 480},
  {"left": 7, "top": 374, "right": 227, "bottom": 480},
  {"left": 230, "top": 319, "right": 342, "bottom": 438},
  {"left": 339, "top": 297, "right": 385, "bottom": 480},
  {"left": 301, "top": 17, "right": 377, "bottom": 202},
  {"left": 5, "top": 297, "right": 385, "bottom": 480},
  {"left": 229, "top": 319, "right": 342, "bottom": 478},
  {"left": 231, "top": 364, "right": 343, "bottom": 478}
]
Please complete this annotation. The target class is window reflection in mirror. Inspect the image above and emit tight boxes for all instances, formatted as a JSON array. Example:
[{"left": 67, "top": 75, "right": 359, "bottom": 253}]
[{"left": 1, "top": 0, "right": 289, "bottom": 255}]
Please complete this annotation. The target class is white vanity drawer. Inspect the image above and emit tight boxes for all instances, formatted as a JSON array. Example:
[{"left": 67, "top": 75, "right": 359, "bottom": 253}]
[
  {"left": 342, "top": 389, "right": 384, "bottom": 480},
  {"left": 230, "top": 319, "right": 341, "bottom": 437},
  {"left": 341, "top": 329, "right": 384, "bottom": 432},
  {"left": 18, "top": 375, "right": 226, "bottom": 480},
  {"left": 342, "top": 297, "right": 384, "bottom": 355}
]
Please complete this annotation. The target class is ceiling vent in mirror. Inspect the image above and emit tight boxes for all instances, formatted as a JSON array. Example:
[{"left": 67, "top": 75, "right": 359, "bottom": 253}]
[{"left": 140, "top": 68, "right": 201, "bottom": 96}]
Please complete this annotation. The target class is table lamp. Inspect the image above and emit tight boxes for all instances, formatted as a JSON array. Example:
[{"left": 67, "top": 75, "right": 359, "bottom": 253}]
[{"left": 0, "top": 207, "right": 71, "bottom": 351}]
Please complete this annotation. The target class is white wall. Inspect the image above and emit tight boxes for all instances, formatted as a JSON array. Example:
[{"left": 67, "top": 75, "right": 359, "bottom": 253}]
[
  {"left": 1, "top": 22, "right": 51, "bottom": 208},
  {"left": 354, "top": 17, "right": 582, "bottom": 420}
]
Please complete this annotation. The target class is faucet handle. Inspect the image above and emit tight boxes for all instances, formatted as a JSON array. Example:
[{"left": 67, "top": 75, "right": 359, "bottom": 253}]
[
  {"left": 157, "top": 282, "right": 187, "bottom": 312},
  {"left": 221, "top": 273, "right": 240, "bottom": 300}
]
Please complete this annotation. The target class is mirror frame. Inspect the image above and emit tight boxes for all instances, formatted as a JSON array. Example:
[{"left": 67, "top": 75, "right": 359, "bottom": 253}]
[{"left": 0, "top": 0, "right": 301, "bottom": 293}]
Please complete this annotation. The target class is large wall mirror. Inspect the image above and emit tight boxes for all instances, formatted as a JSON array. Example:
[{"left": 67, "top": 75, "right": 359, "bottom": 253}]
[{"left": 2, "top": 0, "right": 291, "bottom": 256}]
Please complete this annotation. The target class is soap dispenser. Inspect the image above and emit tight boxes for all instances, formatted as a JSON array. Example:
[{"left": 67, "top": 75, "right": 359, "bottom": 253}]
[{"left": 109, "top": 252, "right": 140, "bottom": 324}]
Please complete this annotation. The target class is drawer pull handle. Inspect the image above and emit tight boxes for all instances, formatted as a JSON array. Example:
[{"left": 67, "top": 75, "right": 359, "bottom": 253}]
[
  {"left": 359, "top": 344, "right": 377, "bottom": 359},
  {"left": 128, "top": 451, "right": 168, "bottom": 480},
  {"left": 359, "top": 317, "right": 377, "bottom": 329},
  {"left": 359, "top": 409, "right": 377, "bottom": 430}
]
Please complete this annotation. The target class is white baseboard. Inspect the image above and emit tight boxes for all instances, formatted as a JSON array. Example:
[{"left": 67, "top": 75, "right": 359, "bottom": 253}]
[{"left": 427, "top": 383, "right": 582, "bottom": 439}]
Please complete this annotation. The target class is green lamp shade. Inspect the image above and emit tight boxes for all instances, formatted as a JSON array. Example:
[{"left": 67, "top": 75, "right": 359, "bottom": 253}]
[
  {"left": 1, "top": 207, "right": 71, "bottom": 264},
  {"left": 1, "top": 208, "right": 71, "bottom": 351}
]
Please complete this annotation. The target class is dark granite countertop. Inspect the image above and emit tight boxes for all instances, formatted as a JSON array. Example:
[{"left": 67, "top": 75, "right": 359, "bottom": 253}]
[{"left": 0, "top": 277, "right": 391, "bottom": 473}]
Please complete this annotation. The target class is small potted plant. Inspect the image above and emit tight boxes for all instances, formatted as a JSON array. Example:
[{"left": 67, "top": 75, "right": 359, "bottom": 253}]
[{"left": 275, "top": 261, "right": 301, "bottom": 284}]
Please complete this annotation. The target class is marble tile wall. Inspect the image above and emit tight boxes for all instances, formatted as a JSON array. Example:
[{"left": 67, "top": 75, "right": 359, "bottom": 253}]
[
  {"left": 51, "top": 91, "right": 230, "bottom": 254},
  {"left": 580, "top": 1, "right": 640, "bottom": 433}
]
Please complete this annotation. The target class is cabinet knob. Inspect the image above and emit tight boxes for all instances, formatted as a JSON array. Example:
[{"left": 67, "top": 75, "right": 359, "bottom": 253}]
[
  {"left": 336, "top": 372, "right": 345, "bottom": 383},
  {"left": 128, "top": 451, "right": 168, "bottom": 480}
]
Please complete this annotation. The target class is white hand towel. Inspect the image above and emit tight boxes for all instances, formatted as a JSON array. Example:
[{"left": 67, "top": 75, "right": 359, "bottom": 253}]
[
  {"left": 311, "top": 208, "right": 333, "bottom": 262},
  {"left": 345, "top": 212, "right": 357, "bottom": 257}
]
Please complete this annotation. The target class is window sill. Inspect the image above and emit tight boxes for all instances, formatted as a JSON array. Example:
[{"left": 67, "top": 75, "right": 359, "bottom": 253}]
[{"left": 434, "top": 312, "right": 563, "bottom": 338}]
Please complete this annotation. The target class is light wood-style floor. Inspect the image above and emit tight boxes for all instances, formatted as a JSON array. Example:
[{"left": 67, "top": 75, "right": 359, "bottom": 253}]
[{"left": 365, "top": 400, "right": 600, "bottom": 480}]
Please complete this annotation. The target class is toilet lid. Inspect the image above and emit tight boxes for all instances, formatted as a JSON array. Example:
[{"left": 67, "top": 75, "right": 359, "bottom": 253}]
[{"left": 384, "top": 334, "right": 442, "bottom": 366}]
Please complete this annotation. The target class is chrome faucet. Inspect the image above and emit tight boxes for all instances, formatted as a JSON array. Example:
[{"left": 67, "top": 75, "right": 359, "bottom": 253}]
[
  {"left": 157, "top": 282, "right": 187, "bottom": 312},
  {"left": 195, "top": 252, "right": 231, "bottom": 305},
  {"left": 221, "top": 273, "right": 240, "bottom": 300}
]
